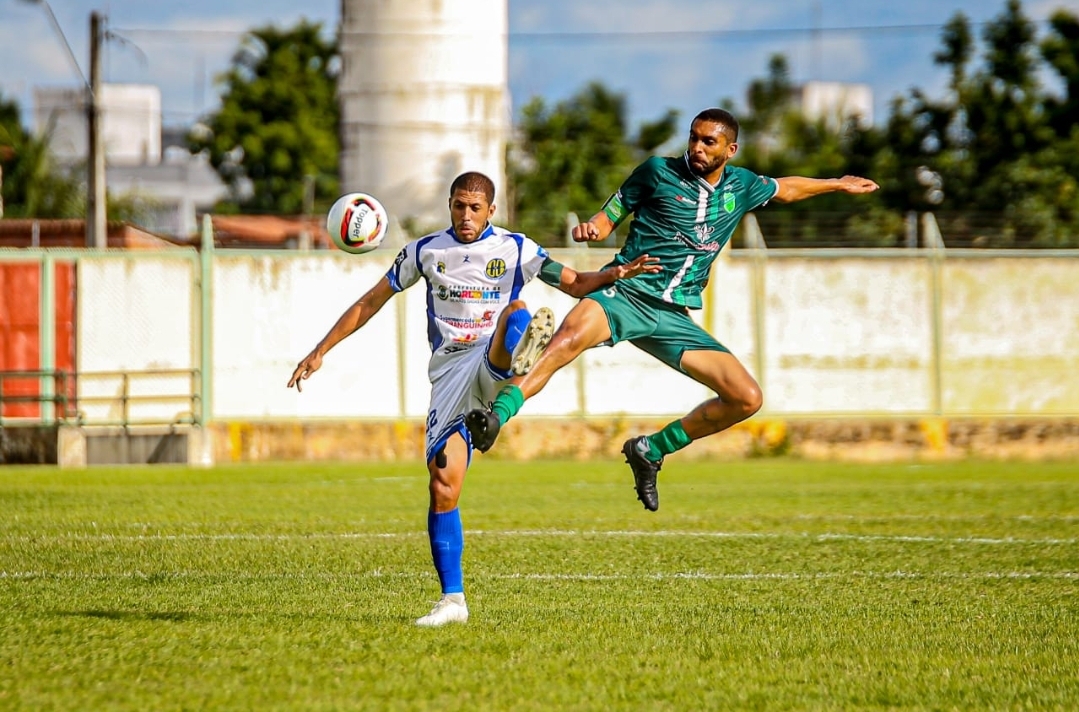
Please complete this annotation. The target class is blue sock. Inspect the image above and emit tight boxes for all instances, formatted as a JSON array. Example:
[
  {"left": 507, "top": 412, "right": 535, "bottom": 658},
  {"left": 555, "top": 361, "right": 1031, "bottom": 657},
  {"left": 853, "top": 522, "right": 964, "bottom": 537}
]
[
  {"left": 503, "top": 308, "right": 531, "bottom": 355},
  {"left": 427, "top": 508, "right": 464, "bottom": 594}
]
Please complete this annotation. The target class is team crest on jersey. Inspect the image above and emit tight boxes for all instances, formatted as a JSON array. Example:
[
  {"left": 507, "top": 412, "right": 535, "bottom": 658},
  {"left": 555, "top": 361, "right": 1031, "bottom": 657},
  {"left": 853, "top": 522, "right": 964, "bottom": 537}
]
[
  {"left": 722, "top": 191, "right": 736, "bottom": 214},
  {"left": 485, "top": 258, "right": 507, "bottom": 278},
  {"left": 436, "top": 261, "right": 446, "bottom": 274}
]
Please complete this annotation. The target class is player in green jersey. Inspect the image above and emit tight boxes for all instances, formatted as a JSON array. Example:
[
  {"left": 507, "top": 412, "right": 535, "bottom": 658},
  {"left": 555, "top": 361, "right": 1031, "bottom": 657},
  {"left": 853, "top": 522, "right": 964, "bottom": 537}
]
[{"left": 466, "top": 107, "right": 878, "bottom": 511}]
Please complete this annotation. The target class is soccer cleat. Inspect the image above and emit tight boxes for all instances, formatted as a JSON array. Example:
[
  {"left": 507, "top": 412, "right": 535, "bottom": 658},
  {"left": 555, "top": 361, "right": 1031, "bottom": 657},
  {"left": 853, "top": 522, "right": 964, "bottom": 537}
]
[
  {"left": 415, "top": 593, "right": 469, "bottom": 627},
  {"left": 510, "top": 307, "right": 555, "bottom": 376},
  {"left": 622, "top": 436, "right": 663, "bottom": 512},
  {"left": 465, "top": 408, "right": 501, "bottom": 453}
]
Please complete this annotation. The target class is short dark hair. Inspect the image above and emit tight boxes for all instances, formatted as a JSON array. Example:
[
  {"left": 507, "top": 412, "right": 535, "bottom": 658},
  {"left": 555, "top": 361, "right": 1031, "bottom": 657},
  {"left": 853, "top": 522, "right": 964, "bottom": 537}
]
[
  {"left": 449, "top": 171, "right": 496, "bottom": 204},
  {"left": 693, "top": 108, "right": 739, "bottom": 143}
]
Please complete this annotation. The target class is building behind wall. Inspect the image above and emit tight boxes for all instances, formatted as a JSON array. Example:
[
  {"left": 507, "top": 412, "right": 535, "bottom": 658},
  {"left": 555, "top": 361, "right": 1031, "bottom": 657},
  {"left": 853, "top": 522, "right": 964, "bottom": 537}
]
[
  {"left": 33, "top": 84, "right": 228, "bottom": 238},
  {"left": 338, "top": 0, "right": 510, "bottom": 234},
  {"left": 798, "top": 81, "right": 873, "bottom": 129}
]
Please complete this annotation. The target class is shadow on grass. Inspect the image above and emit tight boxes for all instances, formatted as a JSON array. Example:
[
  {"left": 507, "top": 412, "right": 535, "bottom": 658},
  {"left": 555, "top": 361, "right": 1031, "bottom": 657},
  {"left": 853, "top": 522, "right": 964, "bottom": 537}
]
[
  {"left": 54, "top": 609, "right": 195, "bottom": 622},
  {"left": 51, "top": 609, "right": 406, "bottom": 625}
]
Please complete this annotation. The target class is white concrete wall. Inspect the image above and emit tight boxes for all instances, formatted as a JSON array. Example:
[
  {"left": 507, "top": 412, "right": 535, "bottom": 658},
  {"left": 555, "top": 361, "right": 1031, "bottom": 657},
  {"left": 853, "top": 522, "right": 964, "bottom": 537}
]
[
  {"left": 338, "top": 0, "right": 509, "bottom": 231},
  {"left": 939, "top": 258, "right": 1079, "bottom": 415},
  {"left": 71, "top": 248, "right": 1079, "bottom": 423},
  {"left": 76, "top": 253, "right": 197, "bottom": 424},
  {"left": 761, "top": 257, "right": 934, "bottom": 414},
  {"left": 212, "top": 253, "right": 401, "bottom": 419}
]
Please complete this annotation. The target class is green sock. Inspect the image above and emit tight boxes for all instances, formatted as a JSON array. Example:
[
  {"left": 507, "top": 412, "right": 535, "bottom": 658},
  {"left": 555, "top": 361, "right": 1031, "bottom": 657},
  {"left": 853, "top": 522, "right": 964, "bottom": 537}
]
[
  {"left": 646, "top": 420, "right": 692, "bottom": 459},
  {"left": 491, "top": 384, "right": 525, "bottom": 425}
]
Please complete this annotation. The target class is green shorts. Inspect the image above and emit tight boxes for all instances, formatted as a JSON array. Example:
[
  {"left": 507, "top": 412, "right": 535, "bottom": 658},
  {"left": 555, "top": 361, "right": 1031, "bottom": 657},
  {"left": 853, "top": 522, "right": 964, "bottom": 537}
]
[{"left": 583, "top": 283, "right": 730, "bottom": 374}]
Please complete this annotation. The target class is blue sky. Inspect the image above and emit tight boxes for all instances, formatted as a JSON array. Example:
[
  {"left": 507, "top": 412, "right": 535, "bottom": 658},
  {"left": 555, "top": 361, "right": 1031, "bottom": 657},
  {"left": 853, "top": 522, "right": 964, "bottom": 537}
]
[{"left": 2, "top": 0, "right": 1078, "bottom": 132}]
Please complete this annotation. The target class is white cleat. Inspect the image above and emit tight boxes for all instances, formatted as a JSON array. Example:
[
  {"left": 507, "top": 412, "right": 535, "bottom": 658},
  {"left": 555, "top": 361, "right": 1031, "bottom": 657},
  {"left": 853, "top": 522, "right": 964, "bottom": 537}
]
[
  {"left": 415, "top": 593, "right": 469, "bottom": 627},
  {"left": 511, "top": 307, "right": 555, "bottom": 376}
]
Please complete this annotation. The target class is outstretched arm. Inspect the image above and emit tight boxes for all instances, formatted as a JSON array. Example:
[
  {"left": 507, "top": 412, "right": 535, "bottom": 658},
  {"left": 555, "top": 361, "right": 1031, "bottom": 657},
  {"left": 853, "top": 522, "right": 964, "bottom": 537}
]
[
  {"left": 545, "top": 254, "right": 661, "bottom": 299},
  {"left": 287, "top": 276, "right": 396, "bottom": 392},
  {"left": 772, "top": 175, "right": 879, "bottom": 204}
]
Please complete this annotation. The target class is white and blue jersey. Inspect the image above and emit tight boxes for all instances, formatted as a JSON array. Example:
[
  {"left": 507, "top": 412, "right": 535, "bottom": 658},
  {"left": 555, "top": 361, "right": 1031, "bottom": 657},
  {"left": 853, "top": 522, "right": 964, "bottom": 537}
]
[
  {"left": 387, "top": 223, "right": 549, "bottom": 378},
  {"left": 385, "top": 222, "right": 549, "bottom": 461}
]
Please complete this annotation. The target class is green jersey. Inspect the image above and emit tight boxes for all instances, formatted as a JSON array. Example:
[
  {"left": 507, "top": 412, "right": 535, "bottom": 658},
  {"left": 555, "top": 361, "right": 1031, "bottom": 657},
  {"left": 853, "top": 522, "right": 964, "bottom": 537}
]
[{"left": 601, "top": 154, "right": 778, "bottom": 309}]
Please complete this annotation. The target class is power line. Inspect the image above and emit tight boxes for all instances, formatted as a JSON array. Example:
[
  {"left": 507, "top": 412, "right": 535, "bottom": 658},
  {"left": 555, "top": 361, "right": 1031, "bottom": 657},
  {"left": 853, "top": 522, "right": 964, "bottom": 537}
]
[{"left": 109, "top": 18, "right": 1061, "bottom": 44}]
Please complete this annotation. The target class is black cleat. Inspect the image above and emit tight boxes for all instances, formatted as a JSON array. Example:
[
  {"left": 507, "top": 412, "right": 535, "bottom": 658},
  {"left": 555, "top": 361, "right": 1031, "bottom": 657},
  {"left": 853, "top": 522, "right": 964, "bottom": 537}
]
[
  {"left": 465, "top": 408, "right": 501, "bottom": 453},
  {"left": 622, "top": 436, "right": 662, "bottom": 512}
]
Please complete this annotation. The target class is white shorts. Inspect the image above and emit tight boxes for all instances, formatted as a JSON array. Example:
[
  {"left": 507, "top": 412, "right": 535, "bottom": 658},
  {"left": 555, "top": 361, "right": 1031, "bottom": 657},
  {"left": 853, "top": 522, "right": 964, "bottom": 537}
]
[{"left": 424, "top": 337, "right": 511, "bottom": 463}]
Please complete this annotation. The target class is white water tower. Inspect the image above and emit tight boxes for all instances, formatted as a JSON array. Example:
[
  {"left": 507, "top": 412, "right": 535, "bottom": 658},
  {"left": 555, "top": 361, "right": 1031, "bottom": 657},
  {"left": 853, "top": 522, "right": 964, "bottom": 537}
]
[{"left": 338, "top": 0, "right": 510, "bottom": 234}]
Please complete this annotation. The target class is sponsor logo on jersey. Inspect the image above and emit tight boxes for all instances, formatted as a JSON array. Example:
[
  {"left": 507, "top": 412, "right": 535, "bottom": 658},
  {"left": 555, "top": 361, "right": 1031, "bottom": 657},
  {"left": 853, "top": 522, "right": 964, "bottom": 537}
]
[
  {"left": 672, "top": 229, "right": 722, "bottom": 253},
  {"left": 675, "top": 194, "right": 698, "bottom": 205},
  {"left": 435, "top": 285, "right": 502, "bottom": 302},
  {"left": 485, "top": 258, "right": 507, "bottom": 278},
  {"left": 441, "top": 313, "right": 497, "bottom": 329},
  {"left": 693, "top": 224, "right": 716, "bottom": 241},
  {"left": 394, "top": 249, "right": 407, "bottom": 267}
]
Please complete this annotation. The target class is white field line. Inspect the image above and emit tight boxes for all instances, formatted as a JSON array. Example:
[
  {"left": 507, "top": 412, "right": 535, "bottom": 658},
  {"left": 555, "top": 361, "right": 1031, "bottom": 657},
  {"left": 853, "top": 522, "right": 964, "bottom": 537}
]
[
  {"left": 1, "top": 569, "right": 1077, "bottom": 582},
  {"left": 1, "top": 530, "right": 1075, "bottom": 545}
]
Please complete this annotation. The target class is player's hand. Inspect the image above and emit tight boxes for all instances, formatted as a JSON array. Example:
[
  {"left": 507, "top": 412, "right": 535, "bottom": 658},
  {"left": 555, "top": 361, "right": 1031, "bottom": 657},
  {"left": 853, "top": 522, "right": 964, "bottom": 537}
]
[
  {"left": 614, "top": 254, "right": 661, "bottom": 279},
  {"left": 838, "top": 176, "right": 880, "bottom": 194},
  {"left": 287, "top": 351, "right": 323, "bottom": 392},
  {"left": 571, "top": 221, "right": 602, "bottom": 242}
]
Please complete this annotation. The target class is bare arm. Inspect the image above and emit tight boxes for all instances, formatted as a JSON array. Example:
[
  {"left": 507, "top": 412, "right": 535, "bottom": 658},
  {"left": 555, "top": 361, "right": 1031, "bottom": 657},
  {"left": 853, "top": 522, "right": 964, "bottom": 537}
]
[
  {"left": 552, "top": 254, "right": 661, "bottom": 298},
  {"left": 772, "top": 175, "right": 879, "bottom": 204},
  {"left": 287, "top": 276, "right": 396, "bottom": 391}
]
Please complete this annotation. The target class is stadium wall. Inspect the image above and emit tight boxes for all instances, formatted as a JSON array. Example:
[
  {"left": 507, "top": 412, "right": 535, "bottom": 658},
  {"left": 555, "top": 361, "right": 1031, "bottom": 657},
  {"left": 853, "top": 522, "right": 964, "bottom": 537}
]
[
  {"left": 3, "top": 246, "right": 1078, "bottom": 462},
  {"left": 205, "top": 248, "right": 1079, "bottom": 420}
]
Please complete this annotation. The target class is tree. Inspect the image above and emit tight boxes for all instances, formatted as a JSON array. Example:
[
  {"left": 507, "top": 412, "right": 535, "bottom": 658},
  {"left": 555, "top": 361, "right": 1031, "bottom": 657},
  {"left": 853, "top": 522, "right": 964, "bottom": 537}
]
[
  {"left": 721, "top": 55, "right": 894, "bottom": 246},
  {"left": 0, "top": 93, "right": 83, "bottom": 219},
  {"left": 934, "top": 13, "right": 975, "bottom": 91},
  {"left": 931, "top": 1, "right": 1078, "bottom": 245},
  {"left": 737, "top": 55, "right": 797, "bottom": 166},
  {"left": 509, "top": 83, "right": 678, "bottom": 245},
  {"left": 188, "top": 21, "right": 339, "bottom": 215},
  {"left": 1040, "top": 10, "right": 1079, "bottom": 138},
  {"left": 705, "top": 1, "right": 1079, "bottom": 247}
]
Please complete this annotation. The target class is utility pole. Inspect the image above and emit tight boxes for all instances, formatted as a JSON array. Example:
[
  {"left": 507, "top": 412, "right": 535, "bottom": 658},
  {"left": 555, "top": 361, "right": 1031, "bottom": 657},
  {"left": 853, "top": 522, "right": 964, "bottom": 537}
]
[
  {"left": 88, "top": 11, "right": 106, "bottom": 249},
  {"left": 18, "top": 1, "right": 105, "bottom": 242}
]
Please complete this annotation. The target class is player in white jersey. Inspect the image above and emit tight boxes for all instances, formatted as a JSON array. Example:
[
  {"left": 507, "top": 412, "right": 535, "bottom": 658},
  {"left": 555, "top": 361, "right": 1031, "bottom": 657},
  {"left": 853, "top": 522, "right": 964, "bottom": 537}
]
[{"left": 288, "top": 172, "right": 659, "bottom": 627}]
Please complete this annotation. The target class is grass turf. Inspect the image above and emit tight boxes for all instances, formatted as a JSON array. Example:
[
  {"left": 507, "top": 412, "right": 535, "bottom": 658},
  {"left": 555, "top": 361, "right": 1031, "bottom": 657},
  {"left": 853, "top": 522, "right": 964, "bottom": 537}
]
[{"left": 1, "top": 459, "right": 1077, "bottom": 710}]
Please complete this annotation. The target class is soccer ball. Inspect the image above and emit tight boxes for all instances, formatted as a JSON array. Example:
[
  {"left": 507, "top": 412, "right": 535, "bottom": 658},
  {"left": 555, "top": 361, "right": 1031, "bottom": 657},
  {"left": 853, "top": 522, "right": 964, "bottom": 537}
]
[{"left": 327, "top": 193, "right": 388, "bottom": 254}]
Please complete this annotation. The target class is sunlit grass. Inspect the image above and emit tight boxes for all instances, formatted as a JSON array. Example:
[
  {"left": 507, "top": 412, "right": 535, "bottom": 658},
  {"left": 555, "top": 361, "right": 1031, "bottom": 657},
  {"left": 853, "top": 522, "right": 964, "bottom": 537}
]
[{"left": 2, "top": 460, "right": 1077, "bottom": 710}]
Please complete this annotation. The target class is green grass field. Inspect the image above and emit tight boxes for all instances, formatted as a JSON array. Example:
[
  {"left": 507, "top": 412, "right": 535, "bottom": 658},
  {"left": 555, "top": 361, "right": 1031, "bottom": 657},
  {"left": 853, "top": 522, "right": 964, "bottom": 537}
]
[{"left": 1, "top": 459, "right": 1077, "bottom": 711}]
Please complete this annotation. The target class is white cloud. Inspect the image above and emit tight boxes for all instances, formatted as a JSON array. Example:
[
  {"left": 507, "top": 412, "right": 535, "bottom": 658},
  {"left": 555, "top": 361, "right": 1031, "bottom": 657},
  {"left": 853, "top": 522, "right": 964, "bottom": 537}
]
[
  {"left": 6, "top": 0, "right": 1079, "bottom": 134},
  {"left": 513, "top": 0, "right": 794, "bottom": 33},
  {"left": 0, "top": 9, "right": 91, "bottom": 126}
]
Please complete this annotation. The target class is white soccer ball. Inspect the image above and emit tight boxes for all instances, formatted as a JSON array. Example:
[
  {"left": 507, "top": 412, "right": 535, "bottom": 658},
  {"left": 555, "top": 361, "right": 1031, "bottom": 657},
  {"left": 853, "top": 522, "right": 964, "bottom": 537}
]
[{"left": 327, "top": 193, "right": 388, "bottom": 254}]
